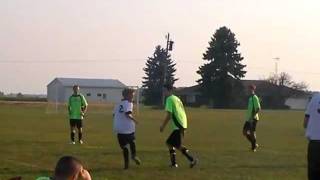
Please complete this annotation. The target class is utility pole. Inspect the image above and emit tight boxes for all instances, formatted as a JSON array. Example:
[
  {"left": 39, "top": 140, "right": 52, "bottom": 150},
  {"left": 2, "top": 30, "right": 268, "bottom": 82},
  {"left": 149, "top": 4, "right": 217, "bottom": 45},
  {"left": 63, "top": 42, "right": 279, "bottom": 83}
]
[
  {"left": 273, "top": 57, "right": 280, "bottom": 75},
  {"left": 162, "top": 33, "right": 174, "bottom": 105}
]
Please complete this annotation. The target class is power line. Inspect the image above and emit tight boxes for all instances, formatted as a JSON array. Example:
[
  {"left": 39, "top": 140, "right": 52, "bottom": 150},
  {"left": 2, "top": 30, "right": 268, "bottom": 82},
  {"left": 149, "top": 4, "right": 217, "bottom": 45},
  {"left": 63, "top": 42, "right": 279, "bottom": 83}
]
[
  {"left": 0, "top": 58, "right": 201, "bottom": 64},
  {"left": 2, "top": 59, "right": 320, "bottom": 76}
]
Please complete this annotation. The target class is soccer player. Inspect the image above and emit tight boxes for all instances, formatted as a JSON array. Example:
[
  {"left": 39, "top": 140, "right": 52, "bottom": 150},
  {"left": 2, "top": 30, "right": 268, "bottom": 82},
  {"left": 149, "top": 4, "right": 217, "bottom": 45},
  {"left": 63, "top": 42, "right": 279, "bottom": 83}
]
[
  {"left": 36, "top": 156, "right": 92, "bottom": 180},
  {"left": 160, "top": 83, "right": 198, "bottom": 168},
  {"left": 242, "top": 84, "right": 261, "bottom": 152},
  {"left": 304, "top": 93, "right": 320, "bottom": 180},
  {"left": 68, "top": 85, "right": 88, "bottom": 144},
  {"left": 113, "top": 88, "right": 141, "bottom": 169}
]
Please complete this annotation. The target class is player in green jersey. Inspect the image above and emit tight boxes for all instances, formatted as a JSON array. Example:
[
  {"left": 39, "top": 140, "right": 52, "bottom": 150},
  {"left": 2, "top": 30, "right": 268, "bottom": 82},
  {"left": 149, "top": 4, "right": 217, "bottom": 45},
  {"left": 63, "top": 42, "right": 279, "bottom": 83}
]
[
  {"left": 242, "top": 84, "right": 261, "bottom": 152},
  {"left": 68, "top": 85, "right": 88, "bottom": 144},
  {"left": 160, "top": 83, "right": 198, "bottom": 168}
]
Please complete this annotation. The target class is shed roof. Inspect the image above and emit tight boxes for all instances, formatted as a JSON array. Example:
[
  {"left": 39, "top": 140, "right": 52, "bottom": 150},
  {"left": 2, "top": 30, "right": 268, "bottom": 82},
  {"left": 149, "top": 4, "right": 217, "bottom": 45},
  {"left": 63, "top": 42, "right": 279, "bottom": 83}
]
[{"left": 48, "top": 78, "right": 127, "bottom": 88}]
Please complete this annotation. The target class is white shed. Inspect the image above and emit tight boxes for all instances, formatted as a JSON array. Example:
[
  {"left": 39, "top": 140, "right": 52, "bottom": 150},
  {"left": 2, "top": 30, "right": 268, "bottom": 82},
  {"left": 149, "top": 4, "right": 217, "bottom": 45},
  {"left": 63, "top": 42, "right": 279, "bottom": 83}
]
[{"left": 47, "top": 78, "right": 127, "bottom": 104}]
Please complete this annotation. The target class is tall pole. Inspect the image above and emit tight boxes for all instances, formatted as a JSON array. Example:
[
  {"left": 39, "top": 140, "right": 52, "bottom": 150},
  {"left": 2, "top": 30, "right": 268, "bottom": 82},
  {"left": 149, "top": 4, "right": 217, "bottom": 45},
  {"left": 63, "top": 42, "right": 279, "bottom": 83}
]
[
  {"left": 273, "top": 57, "right": 280, "bottom": 75},
  {"left": 164, "top": 33, "right": 170, "bottom": 84},
  {"left": 162, "top": 33, "right": 171, "bottom": 105},
  {"left": 136, "top": 86, "right": 140, "bottom": 116}
]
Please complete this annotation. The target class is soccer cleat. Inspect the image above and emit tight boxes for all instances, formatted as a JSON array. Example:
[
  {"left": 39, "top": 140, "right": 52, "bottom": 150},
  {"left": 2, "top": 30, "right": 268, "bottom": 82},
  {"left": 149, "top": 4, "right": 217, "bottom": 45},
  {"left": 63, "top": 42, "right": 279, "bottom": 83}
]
[
  {"left": 190, "top": 159, "right": 198, "bottom": 168},
  {"left": 132, "top": 156, "right": 141, "bottom": 165},
  {"left": 170, "top": 164, "right": 179, "bottom": 168},
  {"left": 79, "top": 140, "right": 84, "bottom": 144},
  {"left": 252, "top": 144, "right": 259, "bottom": 152},
  {"left": 70, "top": 141, "right": 76, "bottom": 145}
]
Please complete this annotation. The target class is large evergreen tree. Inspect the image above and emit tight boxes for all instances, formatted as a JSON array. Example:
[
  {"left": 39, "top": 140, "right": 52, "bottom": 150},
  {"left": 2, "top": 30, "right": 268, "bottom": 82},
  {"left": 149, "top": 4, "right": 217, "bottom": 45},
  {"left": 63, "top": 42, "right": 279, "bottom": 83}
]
[
  {"left": 197, "top": 26, "right": 246, "bottom": 108},
  {"left": 142, "top": 45, "right": 178, "bottom": 105}
]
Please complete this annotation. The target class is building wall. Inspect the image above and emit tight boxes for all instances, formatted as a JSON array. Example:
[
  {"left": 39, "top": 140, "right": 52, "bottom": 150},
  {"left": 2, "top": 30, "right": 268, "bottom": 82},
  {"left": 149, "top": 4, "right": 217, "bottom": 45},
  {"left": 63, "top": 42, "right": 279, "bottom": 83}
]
[
  {"left": 63, "top": 87, "right": 124, "bottom": 104},
  {"left": 285, "top": 97, "right": 309, "bottom": 110},
  {"left": 47, "top": 80, "right": 65, "bottom": 103}
]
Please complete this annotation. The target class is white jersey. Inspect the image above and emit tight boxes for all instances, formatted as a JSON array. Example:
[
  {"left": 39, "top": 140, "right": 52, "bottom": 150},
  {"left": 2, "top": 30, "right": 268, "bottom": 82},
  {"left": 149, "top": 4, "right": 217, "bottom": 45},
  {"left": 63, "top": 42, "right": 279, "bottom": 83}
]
[
  {"left": 305, "top": 93, "right": 320, "bottom": 140},
  {"left": 113, "top": 100, "right": 135, "bottom": 134}
]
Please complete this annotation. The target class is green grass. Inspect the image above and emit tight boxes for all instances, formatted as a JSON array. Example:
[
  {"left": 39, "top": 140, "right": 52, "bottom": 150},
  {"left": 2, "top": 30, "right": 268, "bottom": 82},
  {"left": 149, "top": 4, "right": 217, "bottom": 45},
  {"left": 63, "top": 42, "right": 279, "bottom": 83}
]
[{"left": 0, "top": 102, "right": 307, "bottom": 180}]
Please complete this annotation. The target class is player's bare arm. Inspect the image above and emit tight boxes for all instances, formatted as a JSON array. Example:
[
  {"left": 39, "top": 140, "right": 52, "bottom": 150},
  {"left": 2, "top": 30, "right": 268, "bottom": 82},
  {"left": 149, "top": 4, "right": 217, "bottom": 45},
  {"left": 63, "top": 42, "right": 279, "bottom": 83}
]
[
  {"left": 125, "top": 111, "right": 138, "bottom": 124},
  {"left": 304, "top": 114, "right": 309, "bottom": 129}
]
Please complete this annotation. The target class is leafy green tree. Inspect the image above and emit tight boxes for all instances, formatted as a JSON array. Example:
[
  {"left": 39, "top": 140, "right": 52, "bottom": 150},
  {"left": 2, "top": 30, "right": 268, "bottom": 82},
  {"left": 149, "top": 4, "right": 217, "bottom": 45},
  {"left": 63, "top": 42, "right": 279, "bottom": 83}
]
[
  {"left": 142, "top": 45, "right": 178, "bottom": 105},
  {"left": 197, "top": 26, "right": 246, "bottom": 108}
]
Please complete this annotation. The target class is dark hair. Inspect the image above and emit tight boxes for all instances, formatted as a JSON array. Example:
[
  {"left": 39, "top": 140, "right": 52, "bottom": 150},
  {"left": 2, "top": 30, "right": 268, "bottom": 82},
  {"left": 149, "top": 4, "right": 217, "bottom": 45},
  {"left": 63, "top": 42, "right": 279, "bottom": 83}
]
[
  {"left": 73, "top": 85, "right": 79, "bottom": 89},
  {"left": 122, "top": 88, "right": 135, "bottom": 97},
  {"left": 54, "top": 156, "right": 82, "bottom": 178},
  {"left": 163, "top": 83, "right": 174, "bottom": 91},
  {"left": 249, "top": 84, "right": 256, "bottom": 90}
]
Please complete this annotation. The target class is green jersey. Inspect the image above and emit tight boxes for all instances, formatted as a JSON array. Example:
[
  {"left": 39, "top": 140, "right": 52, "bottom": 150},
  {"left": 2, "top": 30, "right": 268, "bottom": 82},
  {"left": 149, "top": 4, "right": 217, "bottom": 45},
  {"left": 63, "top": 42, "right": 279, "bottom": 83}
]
[
  {"left": 35, "top": 177, "right": 51, "bottom": 180},
  {"left": 68, "top": 94, "right": 88, "bottom": 120},
  {"left": 246, "top": 94, "right": 261, "bottom": 121},
  {"left": 165, "top": 95, "right": 187, "bottom": 130}
]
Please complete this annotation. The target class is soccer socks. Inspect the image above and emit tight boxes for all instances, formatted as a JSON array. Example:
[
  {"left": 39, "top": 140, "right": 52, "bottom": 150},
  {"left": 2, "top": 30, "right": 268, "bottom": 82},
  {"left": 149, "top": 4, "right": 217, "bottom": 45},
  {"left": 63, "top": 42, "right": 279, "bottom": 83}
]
[
  {"left": 181, "top": 147, "right": 194, "bottom": 162},
  {"left": 78, "top": 132, "right": 82, "bottom": 142},
  {"left": 129, "top": 141, "right": 136, "bottom": 158},
  {"left": 250, "top": 133, "right": 257, "bottom": 150},
  {"left": 245, "top": 134, "right": 252, "bottom": 143},
  {"left": 70, "top": 131, "right": 75, "bottom": 142},
  {"left": 169, "top": 148, "right": 177, "bottom": 166},
  {"left": 122, "top": 146, "right": 129, "bottom": 169}
]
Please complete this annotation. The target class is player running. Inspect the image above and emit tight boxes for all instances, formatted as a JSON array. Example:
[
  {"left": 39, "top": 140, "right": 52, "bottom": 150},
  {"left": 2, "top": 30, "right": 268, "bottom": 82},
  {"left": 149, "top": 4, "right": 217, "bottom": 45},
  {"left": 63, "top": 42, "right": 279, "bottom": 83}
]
[
  {"left": 160, "top": 83, "right": 198, "bottom": 168},
  {"left": 68, "top": 85, "right": 88, "bottom": 144},
  {"left": 113, "top": 88, "right": 141, "bottom": 169},
  {"left": 242, "top": 84, "right": 261, "bottom": 152}
]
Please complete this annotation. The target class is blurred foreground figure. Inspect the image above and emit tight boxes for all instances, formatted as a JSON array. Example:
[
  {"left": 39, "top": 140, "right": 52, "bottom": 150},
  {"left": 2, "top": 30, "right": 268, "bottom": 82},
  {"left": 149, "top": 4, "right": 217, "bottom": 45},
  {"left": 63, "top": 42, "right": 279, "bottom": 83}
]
[{"left": 36, "top": 156, "right": 92, "bottom": 180}]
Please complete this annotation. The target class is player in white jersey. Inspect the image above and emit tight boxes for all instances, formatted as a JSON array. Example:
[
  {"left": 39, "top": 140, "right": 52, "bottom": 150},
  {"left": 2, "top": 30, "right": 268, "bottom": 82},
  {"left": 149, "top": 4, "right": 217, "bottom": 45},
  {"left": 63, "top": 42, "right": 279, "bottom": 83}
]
[
  {"left": 304, "top": 93, "right": 320, "bottom": 180},
  {"left": 113, "top": 88, "right": 141, "bottom": 169}
]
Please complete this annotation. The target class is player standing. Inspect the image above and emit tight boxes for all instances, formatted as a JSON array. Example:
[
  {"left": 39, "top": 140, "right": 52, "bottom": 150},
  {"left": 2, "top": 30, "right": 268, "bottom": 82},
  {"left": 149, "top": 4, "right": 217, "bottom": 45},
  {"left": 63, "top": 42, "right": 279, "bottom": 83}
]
[
  {"left": 304, "top": 93, "right": 320, "bottom": 180},
  {"left": 242, "top": 84, "right": 261, "bottom": 152},
  {"left": 68, "top": 85, "right": 88, "bottom": 144},
  {"left": 160, "top": 83, "right": 198, "bottom": 168},
  {"left": 113, "top": 88, "right": 141, "bottom": 169}
]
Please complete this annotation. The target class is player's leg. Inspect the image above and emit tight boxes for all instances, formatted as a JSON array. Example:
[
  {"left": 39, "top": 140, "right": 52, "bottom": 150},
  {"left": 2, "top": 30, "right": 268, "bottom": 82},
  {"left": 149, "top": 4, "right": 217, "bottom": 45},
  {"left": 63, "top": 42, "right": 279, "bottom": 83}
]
[
  {"left": 178, "top": 146, "right": 194, "bottom": 162},
  {"left": 76, "top": 120, "right": 83, "bottom": 144},
  {"left": 167, "top": 145, "right": 177, "bottom": 167},
  {"left": 308, "top": 140, "right": 320, "bottom": 180},
  {"left": 176, "top": 130, "right": 198, "bottom": 168},
  {"left": 243, "top": 121, "right": 253, "bottom": 144},
  {"left": 166, "top": 131, "right": 179, "bottom": 167},
  {"left": 128, "top": 133, "right": 141, "bottom": 165},
  {"left": 250, "top": 120, "right": 258, "bottom": 151},
  {"left": 69, "top": 120, "right": 76, "bottom": 144},
  {"left": 118, "top": 134, "right": 130, "bottom": 169}
]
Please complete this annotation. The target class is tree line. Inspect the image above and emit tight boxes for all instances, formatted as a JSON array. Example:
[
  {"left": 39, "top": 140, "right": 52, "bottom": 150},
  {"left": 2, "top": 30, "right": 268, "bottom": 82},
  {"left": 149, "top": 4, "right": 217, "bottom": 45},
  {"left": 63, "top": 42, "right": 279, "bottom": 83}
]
[{"left": 142, "top": 26, "right": 308, "bottom": 108}]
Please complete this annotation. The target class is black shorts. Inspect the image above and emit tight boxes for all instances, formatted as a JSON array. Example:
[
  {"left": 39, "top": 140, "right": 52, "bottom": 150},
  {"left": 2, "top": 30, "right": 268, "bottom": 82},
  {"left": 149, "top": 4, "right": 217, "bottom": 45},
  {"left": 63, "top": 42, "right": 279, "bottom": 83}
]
[
  {"left": 308, "top": 140, "right": 320, "bottom": 180},
  {"left": 70, "top": 119, "right": 82, "bottom": 129},
  {"left": 117, "top": 133, "right": 135, "bottom": 148},
  {"left": 243, "top": 120, "right": 258, "bottom": 132},
  {"left": 166, "top": 129, "right": 185, "bottom": 148}
]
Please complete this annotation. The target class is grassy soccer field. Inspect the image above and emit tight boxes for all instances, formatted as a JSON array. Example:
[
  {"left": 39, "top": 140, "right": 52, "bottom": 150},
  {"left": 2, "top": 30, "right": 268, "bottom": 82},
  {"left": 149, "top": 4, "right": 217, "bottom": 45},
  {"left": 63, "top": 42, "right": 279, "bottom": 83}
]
[{"left": 0, "top": 102, "right": 307, "bottom": 180}]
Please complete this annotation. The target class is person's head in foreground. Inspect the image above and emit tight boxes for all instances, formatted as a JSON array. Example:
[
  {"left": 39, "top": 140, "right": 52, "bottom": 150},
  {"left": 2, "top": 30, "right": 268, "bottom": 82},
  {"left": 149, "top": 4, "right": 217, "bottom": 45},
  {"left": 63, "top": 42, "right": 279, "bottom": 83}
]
[
  {"left": 122, "top": 88, "right": 135, "bottom": 102},
  {"left": 163, "top": 83, "right": 174, "bottom": 97},
  {"left": 53, "top": 156, "right": 91, "bottom": 180},
  {"left": 73, "top": 85, "right": 80, "bottom": 95},
  {"left": 248, "top": 84, "right": 256, "bottom": 95}
]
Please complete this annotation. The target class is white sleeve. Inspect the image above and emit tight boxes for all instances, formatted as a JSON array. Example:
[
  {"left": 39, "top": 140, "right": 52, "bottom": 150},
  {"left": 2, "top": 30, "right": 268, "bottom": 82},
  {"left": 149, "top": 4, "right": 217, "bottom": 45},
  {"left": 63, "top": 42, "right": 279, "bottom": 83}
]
[
  {"left": 124, "top": 101, "right": 133, "bottom": 113},
  {"left": 306, "top": 95, "right": 318, "bottom": 115}
]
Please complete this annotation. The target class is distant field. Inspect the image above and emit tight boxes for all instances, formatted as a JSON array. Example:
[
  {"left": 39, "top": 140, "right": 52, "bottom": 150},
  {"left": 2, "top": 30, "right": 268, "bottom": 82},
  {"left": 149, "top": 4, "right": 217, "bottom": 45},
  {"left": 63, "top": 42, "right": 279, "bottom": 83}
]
[{"left": 0, "top": 102, "right": 307, "bottom": 180}]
